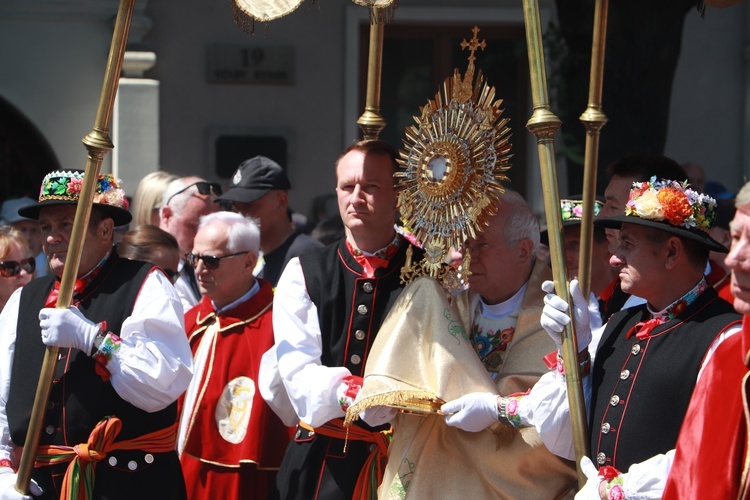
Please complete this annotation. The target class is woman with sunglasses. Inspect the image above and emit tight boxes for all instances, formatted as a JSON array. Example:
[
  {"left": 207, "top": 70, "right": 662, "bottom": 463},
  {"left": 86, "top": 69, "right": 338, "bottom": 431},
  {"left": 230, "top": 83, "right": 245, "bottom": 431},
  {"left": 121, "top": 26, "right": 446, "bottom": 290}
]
[{"left": 0, "top": 226, "right": 35, "bottom": 313}]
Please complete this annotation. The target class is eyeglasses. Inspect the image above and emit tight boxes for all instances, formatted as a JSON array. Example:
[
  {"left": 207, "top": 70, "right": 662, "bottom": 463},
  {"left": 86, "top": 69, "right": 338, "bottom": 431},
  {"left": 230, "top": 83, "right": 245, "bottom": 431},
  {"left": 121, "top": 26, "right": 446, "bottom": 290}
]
[
  {"left": 165, "top": 181, "right": 222, "bottom": 207},
  {"left": 0, "top": 257, "right": 36, "bottom": 278},
  {"left": 162, "top": 268, "right": 180, "bottom": 284},
  {"left": 185, "top": 251, "right": 249, "bottom": 270}
]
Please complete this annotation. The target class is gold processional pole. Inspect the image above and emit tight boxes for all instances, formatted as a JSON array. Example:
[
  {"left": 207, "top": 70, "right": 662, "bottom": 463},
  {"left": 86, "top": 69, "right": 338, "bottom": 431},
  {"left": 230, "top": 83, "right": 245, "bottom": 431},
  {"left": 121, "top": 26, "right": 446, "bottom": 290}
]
[
  {"left": 577, "top": 0, "right": 609, "bottom": 299},
  {"left": 521, "top": 0, "right": 589, "bottom": 487},
  {"left": 15, "top": 0, "right": 136, "bottom": 493},
  {"left": 357, "top": 8, "right": 387, "bottom": 140}
]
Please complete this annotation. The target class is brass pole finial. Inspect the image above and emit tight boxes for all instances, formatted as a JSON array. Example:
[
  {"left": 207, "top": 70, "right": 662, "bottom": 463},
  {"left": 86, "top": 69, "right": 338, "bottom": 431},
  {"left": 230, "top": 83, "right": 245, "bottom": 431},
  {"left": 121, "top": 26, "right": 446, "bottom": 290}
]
[
  {"left": 357, "top": 8, "right": 388, "bottom": 140},
  {"left": 521, "top": 0, "right": 589, "bottom": 488}
]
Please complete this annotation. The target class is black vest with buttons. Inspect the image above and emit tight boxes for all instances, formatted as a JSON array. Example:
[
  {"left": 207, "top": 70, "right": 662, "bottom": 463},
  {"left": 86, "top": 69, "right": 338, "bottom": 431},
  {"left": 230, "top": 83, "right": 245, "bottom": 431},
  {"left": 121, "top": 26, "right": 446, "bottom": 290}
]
[
  {"left": 274, "top": 236, "right": 422, "bottom": 500},
  {"left": 589, "top": 287, "right": 739, "bottom": 471},
  {"left": 7, "top": 254, "right": 177, "bottom": 447},
  {"left": 299, "top": 236, "right": 421, "bottom": 376}
]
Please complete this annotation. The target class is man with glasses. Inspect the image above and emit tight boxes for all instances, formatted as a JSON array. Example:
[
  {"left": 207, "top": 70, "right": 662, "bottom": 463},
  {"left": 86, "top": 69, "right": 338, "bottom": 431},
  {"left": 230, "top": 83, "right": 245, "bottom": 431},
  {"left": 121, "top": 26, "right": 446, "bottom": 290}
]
[
  {"left": 215, "top": 156, "right": 321, "bottom": 287},
  {"left": 177, "top": 211, "right": 290, "bottom": 499},
  {"left": 159, "top": 176, "right": 220, "bottom": 310},
  {"left": 0, "top": 170, "right": 193, "bottom": 499},
  {"left": 260, "top": 141, "right": 424, "bottom": 500}
]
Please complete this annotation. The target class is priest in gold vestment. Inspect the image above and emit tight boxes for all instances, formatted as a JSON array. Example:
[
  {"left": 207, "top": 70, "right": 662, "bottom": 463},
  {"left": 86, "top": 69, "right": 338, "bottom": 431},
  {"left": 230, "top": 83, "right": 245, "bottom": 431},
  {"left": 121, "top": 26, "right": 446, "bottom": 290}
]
[{"left": 348, "top": 192, "right": 577, "bottom": 499}]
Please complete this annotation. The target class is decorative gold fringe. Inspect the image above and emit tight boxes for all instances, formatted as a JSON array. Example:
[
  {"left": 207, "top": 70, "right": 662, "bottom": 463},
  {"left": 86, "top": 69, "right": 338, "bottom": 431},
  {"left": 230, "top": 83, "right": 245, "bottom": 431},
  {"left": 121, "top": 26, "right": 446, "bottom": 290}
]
[{"left": 344, "top": 390, "right": 442, "bottom": 426}]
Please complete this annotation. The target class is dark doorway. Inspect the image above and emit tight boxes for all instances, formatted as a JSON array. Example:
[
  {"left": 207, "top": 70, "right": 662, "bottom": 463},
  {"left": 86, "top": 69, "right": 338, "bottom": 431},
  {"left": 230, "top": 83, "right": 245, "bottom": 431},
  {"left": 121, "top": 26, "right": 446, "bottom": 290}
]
[{"left": 0, "top": 95, "right": 60, "bottom": 204}]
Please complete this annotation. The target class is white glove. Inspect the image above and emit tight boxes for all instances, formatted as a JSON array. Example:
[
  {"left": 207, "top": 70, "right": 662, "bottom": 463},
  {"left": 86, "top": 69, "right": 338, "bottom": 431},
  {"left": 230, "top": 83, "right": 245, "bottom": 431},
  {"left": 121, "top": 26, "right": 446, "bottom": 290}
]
[
  {"left": 359, "top": 406, "right": 398, "bottom": 427},
  {"left": 574, "top": 456, "right": 606, "bottom": 500},
  {"left": 39, "top": 307, "right": 101, "bottom": 355},
  {"left": 0, "top": 467, "right": 42, "bottom": 500},
  {"left": 540, "top": 279, "right": 592, "bottom": 352},
  {"left": 441, "top": 392, "right": 498, "bottom": 432}
]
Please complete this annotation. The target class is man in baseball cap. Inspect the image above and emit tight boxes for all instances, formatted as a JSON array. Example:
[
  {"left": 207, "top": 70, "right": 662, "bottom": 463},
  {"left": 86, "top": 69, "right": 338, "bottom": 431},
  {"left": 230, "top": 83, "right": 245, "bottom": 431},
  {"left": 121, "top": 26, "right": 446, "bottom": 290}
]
[{"left": 216, "top": 156, "right": 320, "bottom": 286}]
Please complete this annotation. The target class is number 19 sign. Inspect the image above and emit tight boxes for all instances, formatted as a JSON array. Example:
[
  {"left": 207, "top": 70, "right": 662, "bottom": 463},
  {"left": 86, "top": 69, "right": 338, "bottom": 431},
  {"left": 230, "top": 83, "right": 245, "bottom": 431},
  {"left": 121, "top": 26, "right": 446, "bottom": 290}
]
[{"left": 207, "top": 44, "right": 295, "bottom": 85}]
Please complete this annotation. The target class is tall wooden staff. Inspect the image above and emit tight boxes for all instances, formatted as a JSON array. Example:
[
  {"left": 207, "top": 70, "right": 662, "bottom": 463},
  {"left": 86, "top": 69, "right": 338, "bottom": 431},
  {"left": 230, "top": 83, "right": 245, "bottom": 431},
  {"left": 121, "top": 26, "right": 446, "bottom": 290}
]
[
  {"left": 15, "top": 0, "right": 137, "bottom": 493},
  {"left": 578, "top": 0, "right": 609, "bottom": 298},
  {"left": 357, "top": 8, "right": 387, "bottom": 140},
  {"left": 521, "top": 0, "right": 589, "bottom": 487}
]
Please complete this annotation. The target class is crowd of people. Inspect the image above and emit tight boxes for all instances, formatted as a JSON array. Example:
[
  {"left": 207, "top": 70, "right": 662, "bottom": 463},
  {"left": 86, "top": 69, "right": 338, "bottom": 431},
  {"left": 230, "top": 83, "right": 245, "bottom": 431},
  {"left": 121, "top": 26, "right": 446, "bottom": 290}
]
[{"left": 0, "top": 146, "right": 747, "bottom": 500}]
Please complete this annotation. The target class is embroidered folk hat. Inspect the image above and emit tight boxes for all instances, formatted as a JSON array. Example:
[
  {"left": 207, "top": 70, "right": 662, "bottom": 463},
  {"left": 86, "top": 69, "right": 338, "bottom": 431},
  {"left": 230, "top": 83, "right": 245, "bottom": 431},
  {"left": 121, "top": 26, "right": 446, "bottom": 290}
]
[
  {"left": 540, "top": 197, "right": 604, "bottom": 246},
  {"left": 214, "top": 156, "right": 291, "bottom": 204},
  {"left": 18, "top": 170, "right": 131, "bottom": 226},
  {"left": 594, "top": 177, "right": 727, "bottom": 252}
]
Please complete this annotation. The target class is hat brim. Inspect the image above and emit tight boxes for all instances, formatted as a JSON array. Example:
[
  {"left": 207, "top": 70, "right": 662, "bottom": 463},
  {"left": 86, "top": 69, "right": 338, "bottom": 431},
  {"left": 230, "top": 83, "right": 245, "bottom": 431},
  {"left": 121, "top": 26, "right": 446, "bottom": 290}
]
[
  {"left": 18, "top": 200, "right": 132, "bottom": 227},
  {"left": 215, "top": 187, "right": 270, "bottom": 204},
  {"left": 594, "top": 215, "right": 728, "bottom": 253}
]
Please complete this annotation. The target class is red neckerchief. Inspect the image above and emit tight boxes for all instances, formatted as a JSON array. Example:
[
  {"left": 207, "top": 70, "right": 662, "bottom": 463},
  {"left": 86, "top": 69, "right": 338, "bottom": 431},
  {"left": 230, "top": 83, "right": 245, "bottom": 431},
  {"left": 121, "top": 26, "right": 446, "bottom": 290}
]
[
  {"left": 625, "top": 279, "right": 708, "bottom": 340},
  {"left": 44, "top": 253, "right": 109, "bottom": 307},
  {"left": 345, "top": 235, "right": 400, "bottom": 278},
  {"left": 625, "top": 317, "right": 663, "bottom": 340}
]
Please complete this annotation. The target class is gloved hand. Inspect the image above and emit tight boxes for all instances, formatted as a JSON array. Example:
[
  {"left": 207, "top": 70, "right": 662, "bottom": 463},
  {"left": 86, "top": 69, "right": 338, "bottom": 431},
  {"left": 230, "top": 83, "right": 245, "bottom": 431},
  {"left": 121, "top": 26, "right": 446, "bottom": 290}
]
[
  {"left": 359, "top": 406, "right": 398, "bottom": 427},
  {"left": 574, "top": 456, "right": 607, "bottom": 500},
  {"left": 0, "top": 467, "right": 42, "bottom": 500},
  {"left": 540, "top": 279, "right": 592, "bottom": 353},
  {"left": 441, "top": 392, "right": 498, "bottom": 432},
  {"left": 39, "top": 306, "right": 101, "bottom": 355}
]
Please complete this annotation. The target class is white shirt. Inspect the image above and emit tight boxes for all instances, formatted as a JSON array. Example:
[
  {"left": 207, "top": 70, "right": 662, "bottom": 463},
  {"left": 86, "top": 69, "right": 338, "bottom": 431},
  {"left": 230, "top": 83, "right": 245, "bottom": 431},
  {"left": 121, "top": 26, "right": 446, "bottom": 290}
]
[
  {"left": 259, "top": 257, "right": 352, "bottom": 428},
  {"left": 0, "top": 269, "right": 194, "bottom": 464}
]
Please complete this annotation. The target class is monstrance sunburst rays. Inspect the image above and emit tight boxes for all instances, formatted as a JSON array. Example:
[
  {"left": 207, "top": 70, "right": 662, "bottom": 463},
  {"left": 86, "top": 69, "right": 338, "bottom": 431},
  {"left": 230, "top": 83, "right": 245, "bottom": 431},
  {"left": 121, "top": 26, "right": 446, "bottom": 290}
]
[{"left": 396, "top": 26, "right": 513, "bottom": 290}]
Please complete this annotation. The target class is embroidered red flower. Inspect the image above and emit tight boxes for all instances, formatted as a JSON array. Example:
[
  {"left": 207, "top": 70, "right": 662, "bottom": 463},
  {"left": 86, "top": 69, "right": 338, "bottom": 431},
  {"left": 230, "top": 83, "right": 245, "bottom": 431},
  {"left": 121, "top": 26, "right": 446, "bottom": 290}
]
[
  {"left": 657, "top": 187, "right": 693, "bottom": 226},
  {"left": 608, "top": 484, "right": 625, "bottom": 500},
  {"left": 66, "top": 177, "right": 83, "bottom": 195},
  {"left": 671, "top": 299, "right": 687, "bottom": 317}
]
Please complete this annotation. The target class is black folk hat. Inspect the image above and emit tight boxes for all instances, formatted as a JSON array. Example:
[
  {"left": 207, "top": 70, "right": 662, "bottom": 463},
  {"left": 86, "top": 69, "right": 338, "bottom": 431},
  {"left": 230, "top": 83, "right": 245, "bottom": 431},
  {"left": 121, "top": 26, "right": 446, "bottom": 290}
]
[
  {"left": 18, "top": 170, "right": 132, "bottom": 226},
  {"left": 593, "top": 177, "right": 728, "bottom": 253},
  {"left": 215, "top": 156, "right": 290, "bottom": 204}
]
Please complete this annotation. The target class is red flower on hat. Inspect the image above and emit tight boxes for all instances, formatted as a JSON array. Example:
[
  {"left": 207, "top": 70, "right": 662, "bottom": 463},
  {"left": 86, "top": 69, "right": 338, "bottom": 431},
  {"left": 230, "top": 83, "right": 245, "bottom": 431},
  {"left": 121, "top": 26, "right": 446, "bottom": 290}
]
[
  {"left": 67, "top": 178, "right": 83, "bottom": 196},
  {"left": 657, "top": 187, "right": 693, "bottom": 226}
]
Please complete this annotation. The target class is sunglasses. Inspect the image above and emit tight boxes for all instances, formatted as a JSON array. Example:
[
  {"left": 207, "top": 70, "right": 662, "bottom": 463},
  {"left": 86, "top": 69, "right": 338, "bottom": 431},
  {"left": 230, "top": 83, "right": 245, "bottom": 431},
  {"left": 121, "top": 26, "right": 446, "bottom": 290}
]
[
  {"left": 166, "top": 181, "right": 222, "bottom": 207},
  {"left": 185, "top": 251, "right": 249, "bottom": 270},
  {"left": 0, "top": 257, "right": 36, "bottom": 278}
]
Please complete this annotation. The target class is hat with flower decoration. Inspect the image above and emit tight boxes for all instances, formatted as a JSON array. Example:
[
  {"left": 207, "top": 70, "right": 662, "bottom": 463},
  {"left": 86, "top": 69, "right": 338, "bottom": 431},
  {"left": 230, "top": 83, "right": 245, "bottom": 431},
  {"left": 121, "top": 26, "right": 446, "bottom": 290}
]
[
  {"left": 18, "top": 170, "right": 131, "bottom": 226},
  {"left": 594, "top": 177, "right": 727, "bottom": 252},
  {"left": 540, "top": 196, "right": 604, "bottom": 246}
]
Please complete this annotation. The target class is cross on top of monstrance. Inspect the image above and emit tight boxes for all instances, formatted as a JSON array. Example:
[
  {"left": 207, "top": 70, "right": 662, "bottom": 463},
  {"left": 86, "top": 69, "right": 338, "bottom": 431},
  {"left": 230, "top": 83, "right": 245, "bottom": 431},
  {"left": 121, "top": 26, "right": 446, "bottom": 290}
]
[
  {"left": 461, "top": 26, "right": 487, "bottom": 66},
  {"left": 453, "top": 26, "right": 487, "bottom": 104}
]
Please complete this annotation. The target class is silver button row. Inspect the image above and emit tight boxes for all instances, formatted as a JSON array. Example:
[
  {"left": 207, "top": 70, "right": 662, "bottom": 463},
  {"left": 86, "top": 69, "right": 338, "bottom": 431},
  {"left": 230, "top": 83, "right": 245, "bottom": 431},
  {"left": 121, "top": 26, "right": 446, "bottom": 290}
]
[
  {"left": 363, "top": 282, "right": 374, "bottom": 293},
  {"left": 351, "top": 354, "right": 362, "bottom": 365},
  {"left": 620, "top": 369, "right": 630, "bottom": 380},
  {"left": 601, "top": 422, "right": 611, "bottom": 434},
  {"left": 107, "top": 454, "right": 154, "bottom": 470},
  {"left": 610, "top": 395, "right": 620, "bottom": 406},
  {"left": 631, "top": 344, "right": 641, "bottom": 355},
  {"left": 355, "top": 329, "right": 366, "bottom": 341},
  {"left": 357, "top": 304, "right": 368, "bottom": 315},
  {"left": 597, "top": 452, "right": 606, "bottom": 465}
]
